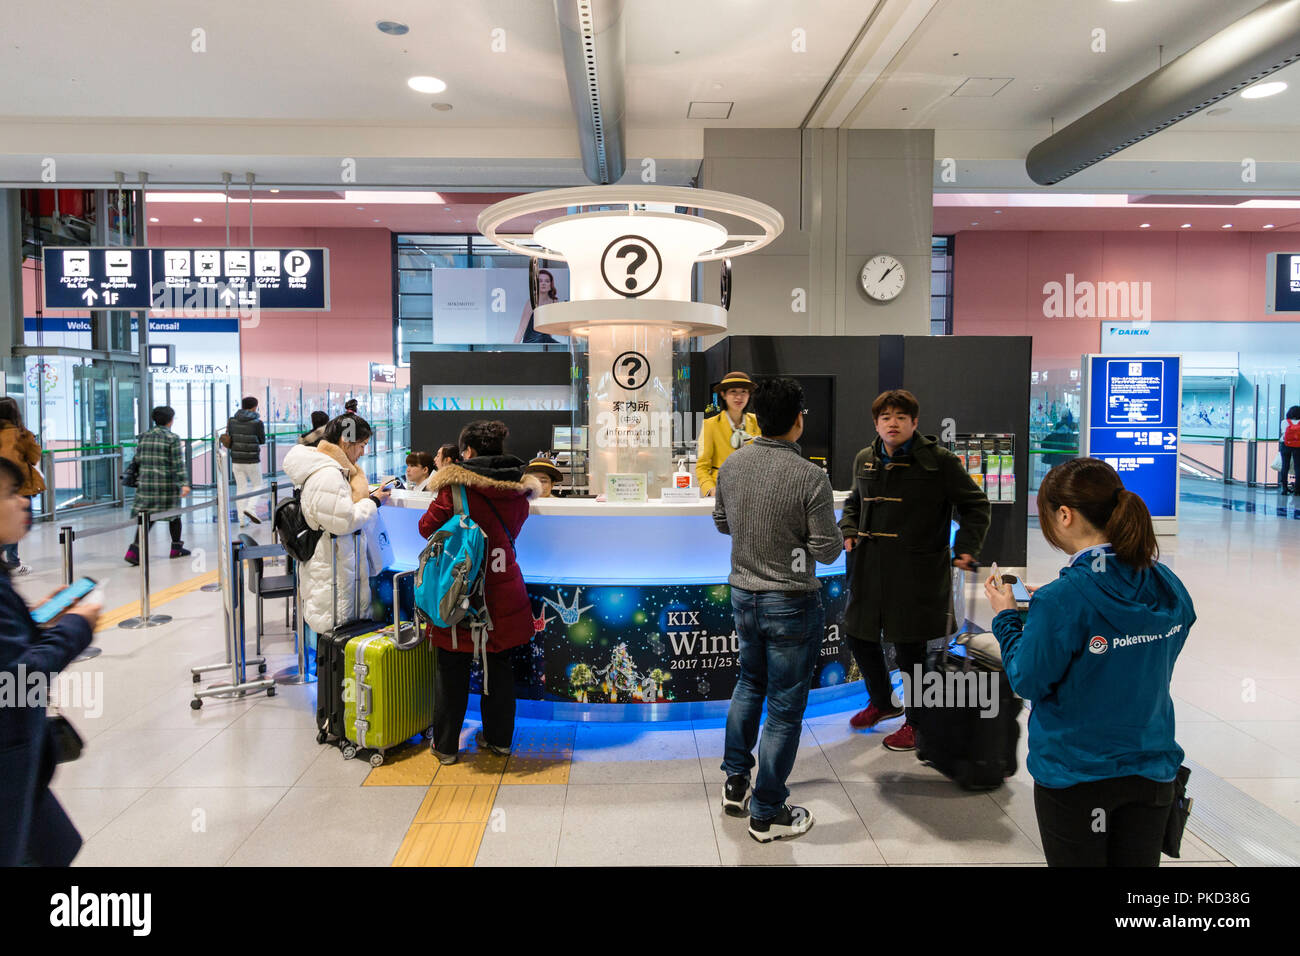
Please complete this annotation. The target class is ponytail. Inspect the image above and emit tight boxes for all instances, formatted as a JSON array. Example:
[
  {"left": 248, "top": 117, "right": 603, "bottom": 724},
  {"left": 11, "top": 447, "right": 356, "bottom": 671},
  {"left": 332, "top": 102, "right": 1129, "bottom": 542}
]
[
  {"left": 1105, "top": 488, "right": 1159, "bottom": 568},
  {"left": 1037, "top": 458, "right": 1159, "bottom": 567}
]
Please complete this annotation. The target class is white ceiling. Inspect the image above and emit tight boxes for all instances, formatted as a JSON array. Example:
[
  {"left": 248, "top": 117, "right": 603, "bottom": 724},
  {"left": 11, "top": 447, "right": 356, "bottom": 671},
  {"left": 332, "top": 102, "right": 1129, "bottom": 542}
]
[{"left": 2, "top": 0, "right": 1299, "bottom": 190}]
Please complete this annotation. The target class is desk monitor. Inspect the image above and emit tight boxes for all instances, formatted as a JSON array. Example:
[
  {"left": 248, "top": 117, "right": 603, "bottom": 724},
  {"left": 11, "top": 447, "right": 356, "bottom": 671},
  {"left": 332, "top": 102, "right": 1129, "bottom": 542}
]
[{"left": 552, "top": 425, "right": 588, "bottom": 451}]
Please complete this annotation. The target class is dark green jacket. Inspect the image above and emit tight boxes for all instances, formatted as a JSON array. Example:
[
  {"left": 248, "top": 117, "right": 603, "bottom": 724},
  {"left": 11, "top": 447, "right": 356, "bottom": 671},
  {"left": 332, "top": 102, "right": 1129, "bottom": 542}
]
[
  {"left": 130, "top": 426, "right": 186, "bottom": 516},
  {"left": 839, "top": 433, "right": 990, "bottom": 644}
]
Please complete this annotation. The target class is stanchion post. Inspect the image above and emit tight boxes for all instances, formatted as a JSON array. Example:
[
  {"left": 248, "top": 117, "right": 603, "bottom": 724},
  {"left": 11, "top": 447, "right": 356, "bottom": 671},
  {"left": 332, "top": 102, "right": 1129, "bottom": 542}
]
[
  {"left": 120, "top": 511, "right": 172, "bottom": 629},
  {"left": 58, "top": 525, "right": 74, "bottom": 587}
]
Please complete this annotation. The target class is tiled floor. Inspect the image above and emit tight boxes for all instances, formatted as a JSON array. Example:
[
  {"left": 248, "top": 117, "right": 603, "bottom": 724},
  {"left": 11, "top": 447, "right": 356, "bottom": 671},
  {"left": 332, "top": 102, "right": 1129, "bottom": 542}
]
[{"left": 23, "top": 484, "right": 1300, "bottom": 865}]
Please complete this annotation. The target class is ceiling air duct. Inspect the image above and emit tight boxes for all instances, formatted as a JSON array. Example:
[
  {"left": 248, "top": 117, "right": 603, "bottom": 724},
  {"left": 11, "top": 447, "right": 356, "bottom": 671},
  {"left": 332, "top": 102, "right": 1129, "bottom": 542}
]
[
  {"left": 1026, "top": 0, "right": 1300, "bottom": 186},
  {"left": 555, "top": 0, "right": 627, "bottom": 184}
]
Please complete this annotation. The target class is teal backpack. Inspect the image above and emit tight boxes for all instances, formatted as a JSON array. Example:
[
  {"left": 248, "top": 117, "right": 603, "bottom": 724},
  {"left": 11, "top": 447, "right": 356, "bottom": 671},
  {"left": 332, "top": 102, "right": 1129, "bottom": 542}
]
[{"left": 414, "top": 486, "right": 497, "bottom": 680}]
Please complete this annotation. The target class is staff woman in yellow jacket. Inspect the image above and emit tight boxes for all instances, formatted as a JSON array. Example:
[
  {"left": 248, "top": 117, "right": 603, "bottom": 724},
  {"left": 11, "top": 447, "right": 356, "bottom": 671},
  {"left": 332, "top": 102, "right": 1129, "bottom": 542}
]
[{"left": 696, "top": 371, "right": 760, "bottom": 496}]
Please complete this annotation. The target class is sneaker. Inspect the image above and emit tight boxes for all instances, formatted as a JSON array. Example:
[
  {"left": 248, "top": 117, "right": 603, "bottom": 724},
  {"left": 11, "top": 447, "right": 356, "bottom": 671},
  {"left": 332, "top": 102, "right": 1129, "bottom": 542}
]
[
  {"left": 169, "top": 546, "right": 192, "bottom": 559},
  {"left": 748, "top": 804, "right": 814, "bottom": 843},
  {"left": 849, "top": 702, "right": 905, "bottom": 729},
  {"left": 882, "top": 722, "right": 917, "bottom": 752},
  {"left": 243, "top": 510, "right": 262, "bottom": 525},
  {"left": 475, "top": 731, "right": 511, "bottom": 757},
  {"left": 721, "top": 774, "right": 750, "bottom": 817},
  {"left": 11, "top": 564, "right": 30, "bottom": 576},
  {"left": 431, "top": 748, "right": 458, "bottom": 766},
  {"left": 124, "top": 546, "right": 140, "bottom": 567}
]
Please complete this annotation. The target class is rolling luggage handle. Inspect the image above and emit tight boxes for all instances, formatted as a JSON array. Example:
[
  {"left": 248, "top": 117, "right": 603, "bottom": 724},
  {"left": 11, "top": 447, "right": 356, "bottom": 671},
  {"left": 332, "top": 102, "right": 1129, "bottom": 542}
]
[{"left": 391, "top": 569, "right": 420, "bottom": 649}]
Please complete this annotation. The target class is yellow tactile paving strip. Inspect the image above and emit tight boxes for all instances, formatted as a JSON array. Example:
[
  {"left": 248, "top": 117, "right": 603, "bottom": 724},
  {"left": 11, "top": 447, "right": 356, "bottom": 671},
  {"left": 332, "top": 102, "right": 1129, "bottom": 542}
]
[
  {"left": 96, "top": 569, "right": 220, "bottom": 631},
  {"left": 383, "top": 728, "right": 577, "bottom": 866}
]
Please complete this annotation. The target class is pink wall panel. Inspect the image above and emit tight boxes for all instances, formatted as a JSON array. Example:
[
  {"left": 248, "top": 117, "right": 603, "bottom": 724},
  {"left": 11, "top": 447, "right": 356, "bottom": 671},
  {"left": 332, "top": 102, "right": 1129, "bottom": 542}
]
[
  {"left": 953, "top": 229, "right": 1296, "bottom": 370},
  {"left": 149, "top": 225, "right": 394, "bottom": 387}
]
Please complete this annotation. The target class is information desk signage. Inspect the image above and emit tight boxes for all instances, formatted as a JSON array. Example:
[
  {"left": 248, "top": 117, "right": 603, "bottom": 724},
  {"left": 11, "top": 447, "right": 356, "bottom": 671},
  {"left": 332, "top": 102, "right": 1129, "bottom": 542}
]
[
  {"left": 1082, "top": 354, "right": 1181, "bottom": 522},
  {"left": 1265, "top": 252, "right": 1300, "bottom": 313},
  {"left": 605, "top": 473, "right": 647, "bottom": 502},
  {"left": 42, "top": 247, "right": 153, "bottom": 309},
  {"left": 149, "top": 247, "right": 329, "bottom": 310}
]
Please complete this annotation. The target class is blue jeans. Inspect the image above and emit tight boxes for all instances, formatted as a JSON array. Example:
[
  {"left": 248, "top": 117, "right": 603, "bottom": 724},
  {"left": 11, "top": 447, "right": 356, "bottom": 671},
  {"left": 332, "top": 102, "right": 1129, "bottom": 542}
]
[{"left": 722, "top": 587, "right": 824, "bottom": 821}]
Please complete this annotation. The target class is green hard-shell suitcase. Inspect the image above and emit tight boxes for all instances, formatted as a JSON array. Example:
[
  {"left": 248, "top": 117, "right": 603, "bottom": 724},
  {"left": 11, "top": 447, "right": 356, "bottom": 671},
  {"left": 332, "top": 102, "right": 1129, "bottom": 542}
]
[{"left": 341, "top": 570, "right": 437, "bottom": 766}]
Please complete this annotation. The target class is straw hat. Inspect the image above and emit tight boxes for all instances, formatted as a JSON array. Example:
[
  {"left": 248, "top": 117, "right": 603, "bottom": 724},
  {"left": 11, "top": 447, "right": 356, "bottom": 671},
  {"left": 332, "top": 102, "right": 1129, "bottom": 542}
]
[
  {"left": 714, "top": 371, "right": 756, "bottom": 393},
  {"left": 524, "top": 457, "right": 563, "bottom": 482}
]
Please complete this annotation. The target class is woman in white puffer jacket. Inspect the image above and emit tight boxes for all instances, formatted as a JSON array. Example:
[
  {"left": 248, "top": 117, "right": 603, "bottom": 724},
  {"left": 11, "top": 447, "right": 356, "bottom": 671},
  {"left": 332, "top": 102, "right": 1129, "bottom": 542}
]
[{"left": 282, "top": 414, "right": 391, "bottom": 633}]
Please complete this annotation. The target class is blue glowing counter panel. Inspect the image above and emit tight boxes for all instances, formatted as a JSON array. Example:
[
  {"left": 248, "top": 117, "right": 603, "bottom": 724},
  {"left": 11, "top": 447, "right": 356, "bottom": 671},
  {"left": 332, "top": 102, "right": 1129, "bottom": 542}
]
[
  {"left": 372, "top": 497, "right": 847, "bottom": 585},
  {"left": 371, "top": 495, "right": 857, "bottom": 716}
]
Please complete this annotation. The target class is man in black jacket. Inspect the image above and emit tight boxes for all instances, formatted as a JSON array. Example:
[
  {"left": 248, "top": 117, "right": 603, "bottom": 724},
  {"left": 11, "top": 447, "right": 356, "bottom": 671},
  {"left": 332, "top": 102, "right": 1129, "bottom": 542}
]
[
  {"left": 227, "top": 396, "right": 267, "bottom": 527},
  {"left": 839, "top": 389, "right": 990, "bottom": 752},
  {"left": 0, "top": 457, "right": 99, "bottom": 866}
]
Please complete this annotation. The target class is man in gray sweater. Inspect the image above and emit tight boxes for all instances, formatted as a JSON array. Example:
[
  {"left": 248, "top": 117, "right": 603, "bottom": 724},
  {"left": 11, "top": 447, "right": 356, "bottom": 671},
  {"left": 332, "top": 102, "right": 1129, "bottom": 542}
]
[{"left": 713, "top": 377, "right": 844, "bottom": 842}]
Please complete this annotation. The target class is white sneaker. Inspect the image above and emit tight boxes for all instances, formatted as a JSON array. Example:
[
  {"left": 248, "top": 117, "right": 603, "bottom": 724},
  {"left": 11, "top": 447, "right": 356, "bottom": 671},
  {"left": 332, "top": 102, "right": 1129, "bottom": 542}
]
[{"left": 13, "top": 564, "right": 30, "bottom": 576}]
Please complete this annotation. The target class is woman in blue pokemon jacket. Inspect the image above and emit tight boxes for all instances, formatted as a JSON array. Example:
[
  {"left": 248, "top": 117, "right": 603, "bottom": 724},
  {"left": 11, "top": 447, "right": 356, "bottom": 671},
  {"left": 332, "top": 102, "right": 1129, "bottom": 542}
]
[{"left": 985, "top": 457, "right": 1195, "bottom": 867}]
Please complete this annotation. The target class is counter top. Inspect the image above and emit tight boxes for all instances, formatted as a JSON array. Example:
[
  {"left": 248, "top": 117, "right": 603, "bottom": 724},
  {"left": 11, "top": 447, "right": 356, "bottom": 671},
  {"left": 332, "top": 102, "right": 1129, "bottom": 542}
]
[{"left": 387, "top": 488, "right": 850, "bottom": 517}]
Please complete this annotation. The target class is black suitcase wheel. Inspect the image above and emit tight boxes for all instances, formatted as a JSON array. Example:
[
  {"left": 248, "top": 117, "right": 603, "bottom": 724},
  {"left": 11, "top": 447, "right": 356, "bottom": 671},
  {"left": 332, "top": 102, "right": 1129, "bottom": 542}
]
[
  {"left": 341, "top": 744, "right": 358, "bottom": 760},
  {"left": 369, "top": 752, "right": 384, "bottom": 768},
  {"left": 423, "top": 727, "right": 435, "bottom": 740},
  {"left": 190, "top": 698, "right": 202, "bottom": 710}
]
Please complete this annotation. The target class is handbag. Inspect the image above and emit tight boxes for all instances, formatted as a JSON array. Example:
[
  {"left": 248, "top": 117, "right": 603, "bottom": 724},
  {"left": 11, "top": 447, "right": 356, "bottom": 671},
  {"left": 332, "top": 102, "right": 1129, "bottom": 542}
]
[
  {"left": 122, "top": 456, "right": 139, "bottom": 488},
  {"left": 220, "top": 432, "right": 232, "bottom": 448},
  {"left": 47, "top": 711, "right": 84, "bottom": 764},
  {"left": 1271, "top": 451, "right": 1283, "bottom": 472},
  {"left": 1161, "top": 764, "right": 1192, "bottom": 858}
]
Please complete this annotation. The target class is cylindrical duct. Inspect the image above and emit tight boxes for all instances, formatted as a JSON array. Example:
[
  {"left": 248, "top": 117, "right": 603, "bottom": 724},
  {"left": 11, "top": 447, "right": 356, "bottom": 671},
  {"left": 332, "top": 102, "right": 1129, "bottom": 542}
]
[
  {"left": 554, "top": 0, "right": 627, "bottom": 184},
  {"left": 1026, "top": 0, "right": 1300, "bottom": 185}
]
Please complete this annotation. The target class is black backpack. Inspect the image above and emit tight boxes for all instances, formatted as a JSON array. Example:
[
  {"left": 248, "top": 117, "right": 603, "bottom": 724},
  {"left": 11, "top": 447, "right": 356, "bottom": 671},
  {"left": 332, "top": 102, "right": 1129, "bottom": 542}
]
[{"left": 274, "top": 486, "right": 323, "bottom": 563}]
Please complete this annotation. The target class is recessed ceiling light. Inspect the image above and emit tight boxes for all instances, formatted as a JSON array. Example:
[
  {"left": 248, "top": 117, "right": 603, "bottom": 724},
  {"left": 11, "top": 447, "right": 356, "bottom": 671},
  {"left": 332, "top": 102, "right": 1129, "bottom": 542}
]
[
  {"left": 1241, "top": 80, "right": 1287, "bottom": 99},
  {"left": 971, "top": 221, "right": 980, "bottom": 226},
  {"left": 431, "top": 102, "right": 453, "bottom": 111},
  {"left": 1222, "top": 223, "right": 1233, "bottom": 228},
  {"left": 356, "top": 206, "right": 365, "bottom": 210},
  {"left": 193, "top": 217, "right": 202, "bottom": 223},
  {"left": 993, "top": 210, "right": 1002, "bottom": 214},
  {"left": 376, "top": 20, "right": 409, "bottom": 36},
  {"left": 1181, "top": 223, "right": 1192, "bottom": 228},
  {"left": 408, "top": 76, "right": 447, "bottom": 94},
  {"left": 1264, "top": 223, "right": 1276, "bottom": 229},
  {"left": 269, "top": 188, "right": 280, "bottom": 193},
  {"left": 373, "top": 218, "right": 380, "bottom": 223},
  {"left": 1139, "top": 223, "right": 1151, "bottom": 228}
]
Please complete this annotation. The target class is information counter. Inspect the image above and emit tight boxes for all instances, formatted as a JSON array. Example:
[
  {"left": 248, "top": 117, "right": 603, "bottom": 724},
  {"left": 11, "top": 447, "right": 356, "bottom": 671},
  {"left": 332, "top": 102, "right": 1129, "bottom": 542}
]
[{"left": 372, "top": 491, "right": 859, "bottom": 721}]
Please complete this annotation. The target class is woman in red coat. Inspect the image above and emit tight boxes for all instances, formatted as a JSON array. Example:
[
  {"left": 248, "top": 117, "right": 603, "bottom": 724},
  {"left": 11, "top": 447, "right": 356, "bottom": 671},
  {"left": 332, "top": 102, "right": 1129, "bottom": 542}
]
[{"left": 418, "top": 420, "right": 541, "bottom": 765}]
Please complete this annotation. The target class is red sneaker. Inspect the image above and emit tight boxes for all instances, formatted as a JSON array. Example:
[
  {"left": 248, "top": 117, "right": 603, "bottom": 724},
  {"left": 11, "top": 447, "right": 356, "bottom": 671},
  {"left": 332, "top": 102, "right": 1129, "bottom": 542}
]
[
  {"left": 882, "top": 723, "right": 916, "bottom": 752},
  {"left": 849, "top": 702, "right": 904, "bottom": 729}
]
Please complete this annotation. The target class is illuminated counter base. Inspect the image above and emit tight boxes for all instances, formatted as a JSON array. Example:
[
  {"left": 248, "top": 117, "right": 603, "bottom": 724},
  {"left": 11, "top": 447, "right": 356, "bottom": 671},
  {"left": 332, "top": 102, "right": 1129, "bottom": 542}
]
[{"left": 377, "top": 493, "right": 858, "bottom": 722}]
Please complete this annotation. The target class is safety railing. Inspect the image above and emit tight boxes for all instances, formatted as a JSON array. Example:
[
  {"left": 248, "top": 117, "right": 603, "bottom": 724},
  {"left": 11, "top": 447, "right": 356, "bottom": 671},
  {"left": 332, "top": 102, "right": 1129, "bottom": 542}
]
[{"left": 33, "top": 416, "right": 412, "bottom": 523}]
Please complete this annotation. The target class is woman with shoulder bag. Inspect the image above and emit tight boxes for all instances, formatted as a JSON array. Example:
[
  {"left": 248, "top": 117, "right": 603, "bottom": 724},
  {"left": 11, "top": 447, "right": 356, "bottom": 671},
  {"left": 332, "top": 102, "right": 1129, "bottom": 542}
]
[
  {"left": 282, "top": 414, "right": 390, "bottom": 636},
  {"left": 0, "top": 457, "right": 101, "bottom": 866},
  {"left": 985, "top": 458, "right": 1195, "bottom": 866}
]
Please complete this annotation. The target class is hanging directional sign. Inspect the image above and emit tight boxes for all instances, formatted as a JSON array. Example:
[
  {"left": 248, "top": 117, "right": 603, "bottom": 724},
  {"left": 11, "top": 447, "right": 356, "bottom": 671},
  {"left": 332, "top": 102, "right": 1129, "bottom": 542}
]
[
  {"left": 43, "top": 246, "right": 330, "bottom": 311},
  {"left": 149, "top": 247, "right": 329, "bottom": 310},
  {"left": 42, "top": 247, "right": 153, "bottom": 309}
]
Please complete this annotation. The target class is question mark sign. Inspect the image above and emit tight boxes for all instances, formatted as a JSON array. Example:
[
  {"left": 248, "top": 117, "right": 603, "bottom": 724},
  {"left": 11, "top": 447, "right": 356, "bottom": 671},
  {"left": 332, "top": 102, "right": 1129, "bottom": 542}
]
[
  {"left": 617, "top": 244, "right": 648, "bottom": 291},
  {"left": 621, "top": 355, "right": 643, "bottom": 384}
]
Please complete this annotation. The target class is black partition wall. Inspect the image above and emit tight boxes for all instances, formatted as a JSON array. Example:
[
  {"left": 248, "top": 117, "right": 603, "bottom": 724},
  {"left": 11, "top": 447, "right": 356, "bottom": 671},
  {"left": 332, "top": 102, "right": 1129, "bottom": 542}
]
[
  {"left": 705, "top": 334, "right": 1031, "bottom": 565},
  {"left": 409, "top": 352, "right": 572, "bottom": 465}
]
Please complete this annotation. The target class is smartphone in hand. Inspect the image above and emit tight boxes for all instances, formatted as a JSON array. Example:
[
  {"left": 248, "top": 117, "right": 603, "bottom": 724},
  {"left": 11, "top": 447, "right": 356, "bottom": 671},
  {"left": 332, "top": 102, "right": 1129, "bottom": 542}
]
[{"left": 32, "top": 577, "right": 98, "bottom": 626}]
